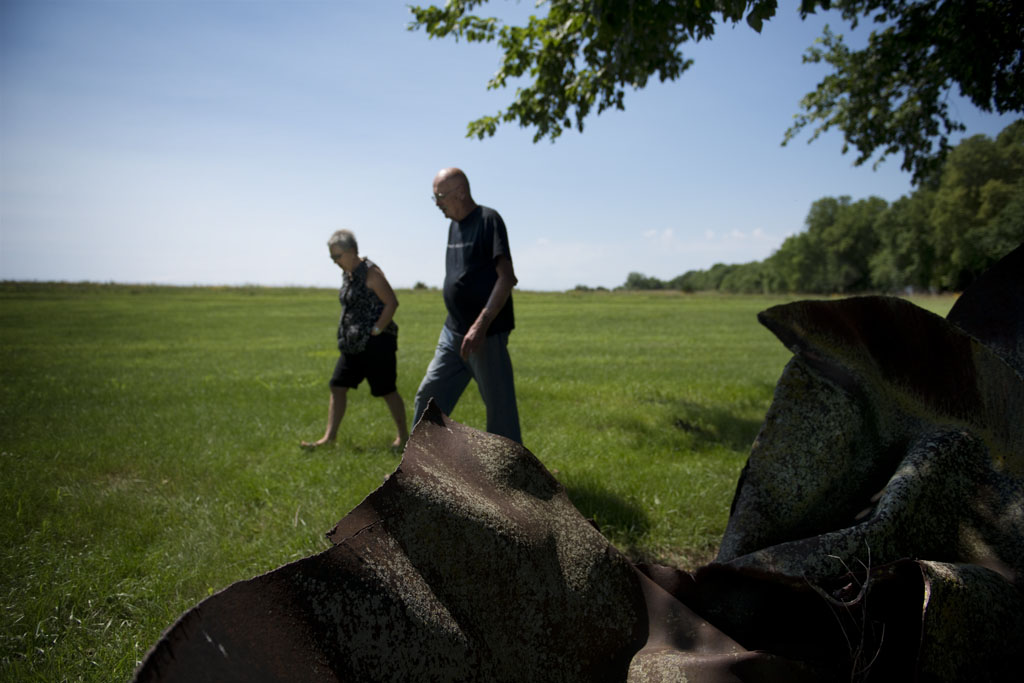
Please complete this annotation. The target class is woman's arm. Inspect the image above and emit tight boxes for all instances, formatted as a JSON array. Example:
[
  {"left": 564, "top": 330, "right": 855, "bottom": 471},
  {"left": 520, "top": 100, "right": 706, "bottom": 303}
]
[{"left": 366, "top": 265, "right": 399, "bottom": 334}]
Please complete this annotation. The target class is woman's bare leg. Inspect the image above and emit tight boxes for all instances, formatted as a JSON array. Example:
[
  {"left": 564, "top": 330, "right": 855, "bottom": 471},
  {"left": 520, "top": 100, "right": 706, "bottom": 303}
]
[
  {"left": 382, "top": 391, "right": 408, "bottom": 449},
  {"left": 301, "top": 386, "right": 347, "bottom": 448}
]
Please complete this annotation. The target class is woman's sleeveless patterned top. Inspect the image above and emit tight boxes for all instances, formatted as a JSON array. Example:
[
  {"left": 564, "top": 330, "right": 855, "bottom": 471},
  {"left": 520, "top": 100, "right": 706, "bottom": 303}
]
[{"left": 337, "top": 259, "right": 397, "bottom": 354}]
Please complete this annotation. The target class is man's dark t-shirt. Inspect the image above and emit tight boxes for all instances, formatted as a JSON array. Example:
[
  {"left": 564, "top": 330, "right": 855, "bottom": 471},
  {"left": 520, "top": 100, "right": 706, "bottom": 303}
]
[{"left": 443, "top": 205, "right": 515, "bottom": 336}]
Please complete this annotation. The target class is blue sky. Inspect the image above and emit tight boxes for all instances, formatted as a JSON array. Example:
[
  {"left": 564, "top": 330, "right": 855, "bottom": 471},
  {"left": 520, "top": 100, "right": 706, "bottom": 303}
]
[{"left": 1, "top": 0, "right": 1017, "bottom": 291}]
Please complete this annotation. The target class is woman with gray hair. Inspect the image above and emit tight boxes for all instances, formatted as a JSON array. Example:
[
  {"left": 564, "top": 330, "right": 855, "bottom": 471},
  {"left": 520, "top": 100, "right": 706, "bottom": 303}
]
[{"left": 301, "top": 229, "right": 408, "bottom": 450}]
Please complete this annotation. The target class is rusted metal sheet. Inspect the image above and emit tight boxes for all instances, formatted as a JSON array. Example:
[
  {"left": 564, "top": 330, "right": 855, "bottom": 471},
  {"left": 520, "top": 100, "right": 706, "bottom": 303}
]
[
  {"left": 134, "top": 403, "right": 816, "bottom": 682},
  {"left": 711, "top": 243, "right": 1024, "bottom": 680},
  {"left": 947, "top": 242, "right": 1024, "bottom": 378}
]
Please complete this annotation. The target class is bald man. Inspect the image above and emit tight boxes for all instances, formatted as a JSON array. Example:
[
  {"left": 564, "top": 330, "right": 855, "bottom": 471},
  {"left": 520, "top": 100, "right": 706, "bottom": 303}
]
[{"left": 412, "top": 168, "right": 522, "bottom": 443}]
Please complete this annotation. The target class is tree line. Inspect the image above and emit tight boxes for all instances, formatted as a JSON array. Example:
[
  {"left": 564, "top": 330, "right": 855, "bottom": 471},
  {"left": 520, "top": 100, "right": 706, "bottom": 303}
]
[{"left": 624, "top": 121, "right": 1024, "bottom": 295}]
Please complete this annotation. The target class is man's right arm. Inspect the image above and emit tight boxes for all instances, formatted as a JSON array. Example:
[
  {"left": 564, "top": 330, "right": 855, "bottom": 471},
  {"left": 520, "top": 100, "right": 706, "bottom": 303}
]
[{"left": 460, "top": 255, "right": 517, "bottom": 359}]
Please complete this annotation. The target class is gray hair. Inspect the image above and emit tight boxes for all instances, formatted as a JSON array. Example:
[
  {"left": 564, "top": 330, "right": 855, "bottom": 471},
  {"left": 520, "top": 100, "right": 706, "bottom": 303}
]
[{"left": 327, "top": 230, "right": 358, "bottom": 253}]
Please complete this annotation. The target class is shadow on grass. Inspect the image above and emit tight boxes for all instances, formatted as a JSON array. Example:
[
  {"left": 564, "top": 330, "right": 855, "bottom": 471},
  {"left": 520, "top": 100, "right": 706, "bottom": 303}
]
[
  {"left": 296, "top": 440, "right": 403, "bottom": 458},
  {"left": 669, "top": 399, "right": 767, "bottom": 453},
  {"left": 562, "top": 481, "right": 651, "bottom": 540}
]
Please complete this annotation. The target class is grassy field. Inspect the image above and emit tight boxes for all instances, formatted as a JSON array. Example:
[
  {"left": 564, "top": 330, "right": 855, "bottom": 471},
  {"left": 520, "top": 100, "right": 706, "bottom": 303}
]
[{"left": 0, "top": 282, "right": 955, "bottom": 681}]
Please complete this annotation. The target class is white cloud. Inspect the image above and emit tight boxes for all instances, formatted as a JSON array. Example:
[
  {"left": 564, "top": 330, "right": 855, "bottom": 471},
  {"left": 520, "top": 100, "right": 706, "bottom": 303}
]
[{"left": 515, "top": 238, "right": 621, "bottom": 290}]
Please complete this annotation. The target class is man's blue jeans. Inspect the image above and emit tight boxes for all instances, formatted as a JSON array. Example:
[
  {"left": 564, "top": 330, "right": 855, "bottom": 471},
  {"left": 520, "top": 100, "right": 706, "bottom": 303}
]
[{"left": 413, "top": 326, "right": 522, "bottom": 443}]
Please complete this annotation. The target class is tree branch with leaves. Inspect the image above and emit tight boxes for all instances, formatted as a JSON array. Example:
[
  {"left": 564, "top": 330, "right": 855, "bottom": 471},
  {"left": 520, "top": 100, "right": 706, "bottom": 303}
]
[{"left": 409, "top": 0, "right": 1023, "bottom": 184}]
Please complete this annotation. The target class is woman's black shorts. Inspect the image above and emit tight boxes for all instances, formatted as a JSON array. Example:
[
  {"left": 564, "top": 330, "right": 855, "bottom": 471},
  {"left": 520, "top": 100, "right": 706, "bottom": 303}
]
[{"left": 329, "top": 332, "right": 397, "bottom": 397}]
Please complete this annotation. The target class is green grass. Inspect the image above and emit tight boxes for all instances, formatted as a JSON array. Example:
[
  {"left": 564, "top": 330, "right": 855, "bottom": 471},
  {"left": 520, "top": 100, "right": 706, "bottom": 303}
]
[{"left": 0, "top": 282, "right": 955, "bottom": 681}]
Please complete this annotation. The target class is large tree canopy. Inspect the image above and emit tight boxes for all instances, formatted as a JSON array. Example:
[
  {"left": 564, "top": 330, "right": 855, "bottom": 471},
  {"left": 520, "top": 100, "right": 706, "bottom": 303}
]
[{"left": 409, "top": 0, "right": 1024, "bottom": 184}]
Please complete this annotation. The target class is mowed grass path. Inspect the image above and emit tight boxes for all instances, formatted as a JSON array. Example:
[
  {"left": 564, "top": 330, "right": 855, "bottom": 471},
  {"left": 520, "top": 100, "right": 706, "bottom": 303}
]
[{"left": 0, "top": 283, "right": 955, "bottom": 680}]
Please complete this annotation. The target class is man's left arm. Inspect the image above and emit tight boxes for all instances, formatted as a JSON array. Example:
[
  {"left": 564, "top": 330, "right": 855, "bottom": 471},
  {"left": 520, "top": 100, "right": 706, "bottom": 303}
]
[{"left": 460, "top": 255, "right": 517, "bottom": 359}]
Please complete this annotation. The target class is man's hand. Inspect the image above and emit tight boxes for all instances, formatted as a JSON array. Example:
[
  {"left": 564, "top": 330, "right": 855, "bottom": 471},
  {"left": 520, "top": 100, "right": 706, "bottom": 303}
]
[{"left": 460, "top": 321, "right": 486, "bottom": 359}]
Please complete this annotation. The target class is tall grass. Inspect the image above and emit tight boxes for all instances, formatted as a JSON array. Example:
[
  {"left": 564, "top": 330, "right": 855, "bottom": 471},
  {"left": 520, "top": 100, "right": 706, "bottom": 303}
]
[{"left": 0, "top": 282, "right": 955, "bottom": 681}]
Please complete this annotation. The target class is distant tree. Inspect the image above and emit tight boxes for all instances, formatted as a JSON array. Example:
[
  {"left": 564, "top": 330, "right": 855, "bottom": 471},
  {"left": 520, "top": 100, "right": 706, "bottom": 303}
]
[
  {"left": 704, "top": 263, "right": 740, "bottom": 290},
  {"left": 870, "top": 192, "right": 937, "bottom": 292},
  {"left": 765, "top": 195, "right": 887, "bottom": 293},
  {"left": 768, "top": 230, "right": 827, "bottom": 293},
  {"left": 718, "top": 261, "right": 772, "bottom": 293},
  {"left": 802, "top": 196, "right": 847, "bottom": 290},
  {"left": 930, "top": 120, "right": 1024, "bottom": 289},
  {"left": 981, "top": 190, "right": 1024, "bottom": 260},
  {"left": 623, "top": 272, "right": 665, "bottom": 290},
  {"left": 668, "top": 270, "right": 703, "bottom": 292},
  {"left": 409, "top": 0, "right": 1024, "bottom": 184},
  {"left": 668, "top": 264, "right": 737, "bottom": 292},
  {"left": 821, "top": 196, "right": 887, "bottom": 292}
]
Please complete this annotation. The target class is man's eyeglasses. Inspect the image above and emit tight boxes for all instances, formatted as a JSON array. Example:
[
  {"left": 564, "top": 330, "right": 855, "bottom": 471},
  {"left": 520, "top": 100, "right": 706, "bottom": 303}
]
[{"left": 432, "top": 191, "right": 452, "bottom": 203}]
